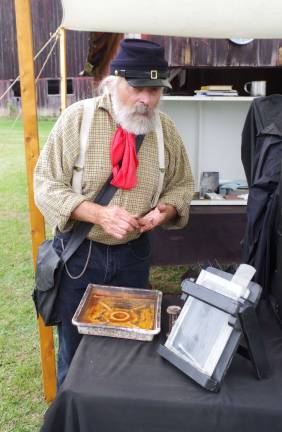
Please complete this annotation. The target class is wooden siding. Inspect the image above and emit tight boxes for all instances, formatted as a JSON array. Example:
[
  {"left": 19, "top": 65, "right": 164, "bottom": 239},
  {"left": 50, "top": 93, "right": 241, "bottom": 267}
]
[
  {"left": 0, "top": 0, "right": 18, "bottom": 79},
  {"left": 145, "top": 36, "right": 282, "bottom": 67},
  {"left": 2, "top": 0, "right": 282, "bottom": 82},
  {"left": 0, "top": 0, "right": 89, "bottom": 80},
  {"left": 0, "top": 80, "right": 13, "bottom": 115},
  {"left": 2, "top": 1, "right": 282, "bottom": 115},
  {"left": 0, "top": 77, "right": 95, "bottom": 117}
]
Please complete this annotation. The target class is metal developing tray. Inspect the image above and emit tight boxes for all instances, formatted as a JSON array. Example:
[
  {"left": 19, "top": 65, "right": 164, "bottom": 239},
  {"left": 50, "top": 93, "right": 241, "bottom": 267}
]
[{"left": 72, "top": 284, "right": 162, "bottom": 341}]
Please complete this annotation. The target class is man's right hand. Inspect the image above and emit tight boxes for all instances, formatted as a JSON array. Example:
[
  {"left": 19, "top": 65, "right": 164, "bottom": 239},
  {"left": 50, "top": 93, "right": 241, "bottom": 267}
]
[
  {"left": 96, "top": 205, "right": 140, "bottom": 240},
  {"left": 71, "top": 201, "right": 140, "bottom": 240}
]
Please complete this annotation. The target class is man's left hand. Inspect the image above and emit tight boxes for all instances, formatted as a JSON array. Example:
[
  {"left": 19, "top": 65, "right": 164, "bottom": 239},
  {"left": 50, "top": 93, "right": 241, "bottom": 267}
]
[{"left": 138, "top": 203, "right": 177, "bottom": 233}]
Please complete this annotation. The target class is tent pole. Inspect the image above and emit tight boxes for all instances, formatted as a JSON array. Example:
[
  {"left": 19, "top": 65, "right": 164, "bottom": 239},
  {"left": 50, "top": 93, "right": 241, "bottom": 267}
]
[
  {"left": 14, "top": 0, "right": 57, "bottom": 402},
  {"left": 60, "top": 27, "right": 68, "bottom": 111}
]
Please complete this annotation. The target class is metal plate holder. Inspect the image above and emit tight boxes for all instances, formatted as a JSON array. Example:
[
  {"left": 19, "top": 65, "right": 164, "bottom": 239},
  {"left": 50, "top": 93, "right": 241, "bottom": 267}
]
[{"left": 158, "top": 266, "right": 271, "bottom": 392}]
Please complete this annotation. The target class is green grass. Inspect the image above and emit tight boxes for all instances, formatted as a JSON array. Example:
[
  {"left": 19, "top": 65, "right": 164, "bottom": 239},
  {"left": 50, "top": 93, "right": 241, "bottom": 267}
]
[
  {"left": 0, "top": 118, "right": 54, "bottom": 432},
  {"left": 0, "top": 117, "right": 190, "bottom": 431}
]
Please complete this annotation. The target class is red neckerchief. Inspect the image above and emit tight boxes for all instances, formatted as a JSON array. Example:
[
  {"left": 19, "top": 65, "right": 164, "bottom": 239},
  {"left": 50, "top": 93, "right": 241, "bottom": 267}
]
[{"left": 110, "top": 126, "right": 138, "bottom": 190}]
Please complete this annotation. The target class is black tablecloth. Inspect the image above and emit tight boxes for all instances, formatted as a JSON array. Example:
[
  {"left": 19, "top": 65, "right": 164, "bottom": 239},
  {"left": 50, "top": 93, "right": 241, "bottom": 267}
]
[{"left": 41, "top": 298, "right": 282, "bottom": 432}]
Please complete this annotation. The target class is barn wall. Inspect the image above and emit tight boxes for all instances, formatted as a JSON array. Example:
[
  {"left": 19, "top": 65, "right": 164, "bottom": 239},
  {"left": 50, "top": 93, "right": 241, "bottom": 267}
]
[
  {"left": 1, "top": 1, "right": 282, "bottom": 116},
  {"left": 0, "top": 0, "right": 90, "bottom": 80}
]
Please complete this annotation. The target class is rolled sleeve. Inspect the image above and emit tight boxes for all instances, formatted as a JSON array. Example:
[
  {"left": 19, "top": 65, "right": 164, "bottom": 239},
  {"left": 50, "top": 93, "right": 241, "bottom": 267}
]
[
  {"left": 57, "top": 193, "right": 87, "bottom": 232},
  {"left": 34, "top": 102, "right": 87, "bottom": 232}
]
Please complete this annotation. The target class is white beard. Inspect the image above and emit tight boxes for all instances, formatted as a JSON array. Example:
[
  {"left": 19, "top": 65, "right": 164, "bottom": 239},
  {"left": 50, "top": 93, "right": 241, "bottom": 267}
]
[{"left": 111, "top": 86, "right": 158, "bottom": 135}]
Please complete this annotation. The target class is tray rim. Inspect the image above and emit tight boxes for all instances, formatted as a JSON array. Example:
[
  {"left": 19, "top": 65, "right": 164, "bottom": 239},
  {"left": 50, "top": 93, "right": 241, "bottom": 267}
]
[{"left": 72, "top": 283, "right": 163, "bottom": 336}]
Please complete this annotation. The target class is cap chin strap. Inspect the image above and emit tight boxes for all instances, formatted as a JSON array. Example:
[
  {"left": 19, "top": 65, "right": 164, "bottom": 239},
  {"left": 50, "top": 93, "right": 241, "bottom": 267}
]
[{"left": 72, "top": 99, "right": 165, "bottom": 207}]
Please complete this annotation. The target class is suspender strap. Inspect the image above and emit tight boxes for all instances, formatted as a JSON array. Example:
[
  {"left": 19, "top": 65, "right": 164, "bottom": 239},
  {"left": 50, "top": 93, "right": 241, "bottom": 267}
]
[
  {"left": 72, "top": 98, "right": 97, "bottom": 193},
  {"left": 151, "top": 111, "right": 165, "bottom": 208}
]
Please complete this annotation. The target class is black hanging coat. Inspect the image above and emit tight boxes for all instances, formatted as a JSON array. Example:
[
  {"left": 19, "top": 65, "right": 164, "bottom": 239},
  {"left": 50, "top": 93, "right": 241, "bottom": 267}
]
[{"left": 241, "top": 94, "right": 282, "bottom": 298}]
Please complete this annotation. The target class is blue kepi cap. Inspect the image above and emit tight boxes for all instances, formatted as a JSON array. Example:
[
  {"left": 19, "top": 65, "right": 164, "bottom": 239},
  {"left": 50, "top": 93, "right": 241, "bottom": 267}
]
[{"left": 110, "top": 38, "right": 172, "bottom": 89}]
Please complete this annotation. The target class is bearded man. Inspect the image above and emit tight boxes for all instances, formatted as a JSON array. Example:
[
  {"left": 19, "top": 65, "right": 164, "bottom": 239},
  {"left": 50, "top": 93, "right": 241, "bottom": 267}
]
[{"left": 34, "top": 38, "right": 194, "bottom": 388}]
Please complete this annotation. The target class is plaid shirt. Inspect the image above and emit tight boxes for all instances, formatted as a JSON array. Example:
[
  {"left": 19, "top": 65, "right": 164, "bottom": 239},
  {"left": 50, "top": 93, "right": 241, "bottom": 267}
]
[{"left": 34, "top": 94, "right": 195, "bottom": 245}]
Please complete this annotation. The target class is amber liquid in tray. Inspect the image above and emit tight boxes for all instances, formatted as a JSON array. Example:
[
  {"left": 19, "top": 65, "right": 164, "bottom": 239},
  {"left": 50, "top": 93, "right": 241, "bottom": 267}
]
[{"left": 81, "top": 294, "right": 155, "bottom": 330}]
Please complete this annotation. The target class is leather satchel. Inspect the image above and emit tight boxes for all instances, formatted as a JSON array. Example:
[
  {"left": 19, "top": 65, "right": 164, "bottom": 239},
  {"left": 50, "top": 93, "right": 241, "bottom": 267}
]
[{"left": 33, "top": 239, "right": 63, "bottom": 325}]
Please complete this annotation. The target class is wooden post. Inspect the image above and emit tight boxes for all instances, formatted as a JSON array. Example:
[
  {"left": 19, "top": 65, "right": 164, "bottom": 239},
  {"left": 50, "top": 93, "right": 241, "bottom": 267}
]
[
  {"left": 60, "top": 27, "right": 68, "bottom": 111},
  {"left": 14, "top": 0, "right": 57, "bottom": 402}
]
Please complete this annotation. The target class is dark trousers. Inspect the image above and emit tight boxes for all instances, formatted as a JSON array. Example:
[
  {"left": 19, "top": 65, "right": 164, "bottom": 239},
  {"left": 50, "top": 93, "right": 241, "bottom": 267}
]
[{"left": 53, "top": 232, "right": 151, "bottom": 388}]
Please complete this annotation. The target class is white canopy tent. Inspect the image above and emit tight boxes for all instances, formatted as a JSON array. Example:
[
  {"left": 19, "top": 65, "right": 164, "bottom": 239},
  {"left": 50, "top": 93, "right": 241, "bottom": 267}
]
[
  {"left": 61, "top": 0, "right": 282, "bottom": 38},
  {"left": 14, "top": 0, "right": 282, "bottom": 402}
]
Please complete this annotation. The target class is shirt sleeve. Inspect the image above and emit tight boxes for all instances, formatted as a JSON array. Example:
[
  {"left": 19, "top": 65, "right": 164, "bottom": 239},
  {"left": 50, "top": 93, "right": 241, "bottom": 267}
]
[
  {"left": 158, "top": 115, "right": 195, "bottom": 229},
  {"left": 33, "top": 101, "right": 88, "bottom": 232}
]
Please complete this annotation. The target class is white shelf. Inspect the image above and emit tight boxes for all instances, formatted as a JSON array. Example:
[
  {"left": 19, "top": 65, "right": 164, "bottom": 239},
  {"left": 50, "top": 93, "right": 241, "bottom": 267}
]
[
  {"left": 162, "top": 96, "right": 254, "bottom": 102},
  {"left": 160, "top": 97, "right": 252, "bottom": 189},
  {"left": 191, "top": 199, "right": 247, "bottom": 206}
]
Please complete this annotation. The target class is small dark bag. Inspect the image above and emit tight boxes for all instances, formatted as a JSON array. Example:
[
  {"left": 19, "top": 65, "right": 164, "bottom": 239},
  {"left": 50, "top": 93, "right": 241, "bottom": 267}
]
[
  {"left": 33, "top": 135, "right": 144, "bottom": 326},
  {"left": 33, "top": 239, "right": 64, "bottom": 325}
]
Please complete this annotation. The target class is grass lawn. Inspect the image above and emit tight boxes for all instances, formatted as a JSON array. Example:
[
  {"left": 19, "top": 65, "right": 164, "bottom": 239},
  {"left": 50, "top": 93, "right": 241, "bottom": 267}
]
[
  {"left": 0, "top": 117, "right": 188, "bottom": 431},
  {"left": 0, "top": 118, "right": 55, "bottom": 432}
]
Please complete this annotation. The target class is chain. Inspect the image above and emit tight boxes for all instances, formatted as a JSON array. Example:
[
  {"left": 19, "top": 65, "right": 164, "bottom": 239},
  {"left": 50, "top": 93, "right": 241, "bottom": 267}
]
[{"left": 60, "top": 239, "right": 92, "bottom": 280}]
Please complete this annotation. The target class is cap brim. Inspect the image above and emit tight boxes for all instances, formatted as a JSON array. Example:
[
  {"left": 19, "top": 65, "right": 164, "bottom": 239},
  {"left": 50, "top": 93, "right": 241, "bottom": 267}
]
[{"left": 127, "top": 78, "right": 172, "bottom": 90}]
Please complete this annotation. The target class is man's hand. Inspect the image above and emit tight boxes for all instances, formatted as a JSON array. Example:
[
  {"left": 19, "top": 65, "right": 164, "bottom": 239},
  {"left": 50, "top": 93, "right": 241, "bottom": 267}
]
[
  {"left": 71, "top": 202, "right": 140, "bottom": 240},
  {"left": 71, "top": 201, "right": 177, "bottom": 239},
  {"left": 138, "top": 203, "right": 177, "bottom": 233},
  {"left": 96, "top": 205, "right": 140, "bottom": 240}
]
